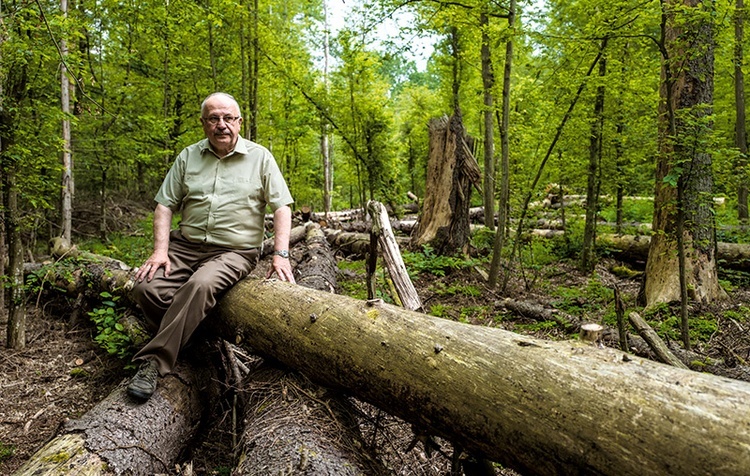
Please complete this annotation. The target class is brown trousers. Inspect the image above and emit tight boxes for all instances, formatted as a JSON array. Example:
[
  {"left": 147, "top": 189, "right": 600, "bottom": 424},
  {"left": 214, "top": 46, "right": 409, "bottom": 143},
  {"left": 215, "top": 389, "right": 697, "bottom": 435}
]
[{"left": 131, "top": 230, "right": 259, "bottom": 375}]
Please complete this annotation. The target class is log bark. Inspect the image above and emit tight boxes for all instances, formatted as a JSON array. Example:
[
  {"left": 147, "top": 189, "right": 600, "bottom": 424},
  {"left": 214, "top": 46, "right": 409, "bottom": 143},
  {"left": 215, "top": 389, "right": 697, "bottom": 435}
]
[
  {"left": 324, "top": 228, "right": 410, "bottom": 256},
  {"left": 598, "top": 234, "right": 750, "bottom": 271},
  {"left": 235, "top": 224, "right": 385, "bottom": 475},
  {"left": 234, "top": 365, "right": 385, "bottom": 475},
  {"left": 216, "top": 278, "right": 750, "bottom": 476},
  {"left": 628, "top": 312, "right": 689, "bottom": 369},
  {"left": 12, "top": 363, "right": 208, "bottom": 476}
]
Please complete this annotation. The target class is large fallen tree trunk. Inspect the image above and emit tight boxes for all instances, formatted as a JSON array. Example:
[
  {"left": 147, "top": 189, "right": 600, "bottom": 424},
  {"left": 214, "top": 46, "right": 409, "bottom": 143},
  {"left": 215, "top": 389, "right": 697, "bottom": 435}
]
[
  {"left": 12, "top": 363, "right": 208, "bottom": 475},
  {"left": 216, "top": 278, "right": 750, "bottom": 476},
  {"left": 21, "top": 254, "right": 750, "bottom": 475},
  {"left": 598, "top": 234, "right": 750, "bottom": 270}
]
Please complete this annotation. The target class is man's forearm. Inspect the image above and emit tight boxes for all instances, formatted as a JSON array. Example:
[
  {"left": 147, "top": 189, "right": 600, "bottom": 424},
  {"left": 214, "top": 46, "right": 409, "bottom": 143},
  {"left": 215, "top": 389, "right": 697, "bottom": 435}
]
[
  {"left": 272, "top": 205, "right": 292, "bottom": 251},
  {"left": 153, "top": 204, "right": 173, "bottom": 253}
]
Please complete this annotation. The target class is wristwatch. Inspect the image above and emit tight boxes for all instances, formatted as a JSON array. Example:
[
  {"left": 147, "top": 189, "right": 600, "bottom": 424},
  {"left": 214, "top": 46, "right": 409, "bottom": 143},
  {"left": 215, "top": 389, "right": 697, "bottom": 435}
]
[{"left": 273, "top": 249, "right": 289, "bottom": 258}]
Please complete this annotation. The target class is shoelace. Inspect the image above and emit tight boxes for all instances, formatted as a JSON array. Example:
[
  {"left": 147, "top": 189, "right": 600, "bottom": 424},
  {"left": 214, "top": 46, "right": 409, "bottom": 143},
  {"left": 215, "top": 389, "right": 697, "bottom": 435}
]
[{"left": 137, "top": 361, "right": 158, "bottom": 385}]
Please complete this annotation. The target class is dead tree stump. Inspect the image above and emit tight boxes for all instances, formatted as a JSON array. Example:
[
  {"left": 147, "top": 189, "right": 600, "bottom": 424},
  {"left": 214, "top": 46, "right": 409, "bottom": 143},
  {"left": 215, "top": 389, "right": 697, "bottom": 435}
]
[{"left": 411, "top": 114, "right": 481, "bottom": 255}]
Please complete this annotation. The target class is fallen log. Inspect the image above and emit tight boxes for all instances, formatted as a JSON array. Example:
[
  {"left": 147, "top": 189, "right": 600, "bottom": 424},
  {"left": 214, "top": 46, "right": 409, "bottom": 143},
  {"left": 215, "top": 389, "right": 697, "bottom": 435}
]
[
  {"left": 12, "top": 363, "right": 208, "bottom": 476},
  {"left": 324, "top": 228, "right": 410, "bottom": 256},
  {"left": 216, "top": 278, "right": 750, "bottom": 476},
  {"left": 234, "top": 221, "right": 383, "bottom": 474},
  {"left": 234, "top": 365, "right": 385, "bottom": 475},
  {"left": 600, "top": 234, "right": 750, "bottom": 271}
]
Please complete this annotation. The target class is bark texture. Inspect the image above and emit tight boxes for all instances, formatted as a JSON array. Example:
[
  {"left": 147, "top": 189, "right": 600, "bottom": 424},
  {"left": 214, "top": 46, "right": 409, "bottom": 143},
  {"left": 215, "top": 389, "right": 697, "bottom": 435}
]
[
  {"left": 646, "top": 0, "right": 725, "bottom": 306},
  {"left": 13, "top": 364, "right": 207, "bottom": 476},
  {"left": 216, "top": 277, "right": 750, "bottom": 476},
  {"left": 235, "top": 225, "right": 384, "bottom": 475}
]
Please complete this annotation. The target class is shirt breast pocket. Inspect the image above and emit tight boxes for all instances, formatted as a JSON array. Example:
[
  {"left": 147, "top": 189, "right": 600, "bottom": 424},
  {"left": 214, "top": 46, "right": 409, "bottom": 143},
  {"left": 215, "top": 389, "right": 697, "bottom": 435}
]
[{"left": 227, "top": 176, "right": 263, "bottom": 202}]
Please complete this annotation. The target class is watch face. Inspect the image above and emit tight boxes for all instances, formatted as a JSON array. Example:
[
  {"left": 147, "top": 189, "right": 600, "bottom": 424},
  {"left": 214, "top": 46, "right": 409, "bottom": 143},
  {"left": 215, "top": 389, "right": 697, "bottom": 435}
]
[{"left": 275, "top": 250, "right": 289, "bottom": 258}]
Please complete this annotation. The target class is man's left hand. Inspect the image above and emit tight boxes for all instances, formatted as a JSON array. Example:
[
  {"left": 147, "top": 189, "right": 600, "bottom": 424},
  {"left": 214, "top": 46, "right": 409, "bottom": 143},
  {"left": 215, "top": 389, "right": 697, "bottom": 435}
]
[{"left": 267, "top": 255, "right": 296, "bottom": 283}]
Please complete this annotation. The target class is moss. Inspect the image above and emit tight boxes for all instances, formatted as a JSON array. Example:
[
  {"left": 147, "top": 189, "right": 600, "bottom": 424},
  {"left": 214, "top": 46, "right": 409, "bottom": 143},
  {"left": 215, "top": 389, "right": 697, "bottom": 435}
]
[
  {"left": 43, "top": 451, "right": 71, "bottom": 463},
  {"left": 69, "top": 368, "right": 89, "bottom": 378}
]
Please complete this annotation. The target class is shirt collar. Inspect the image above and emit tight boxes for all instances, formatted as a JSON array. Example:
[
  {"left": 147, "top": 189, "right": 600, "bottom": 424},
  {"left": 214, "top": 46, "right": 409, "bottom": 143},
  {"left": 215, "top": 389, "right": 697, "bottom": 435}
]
[{"left": 200, "top": 137, "right": 248, "bottom": 158}]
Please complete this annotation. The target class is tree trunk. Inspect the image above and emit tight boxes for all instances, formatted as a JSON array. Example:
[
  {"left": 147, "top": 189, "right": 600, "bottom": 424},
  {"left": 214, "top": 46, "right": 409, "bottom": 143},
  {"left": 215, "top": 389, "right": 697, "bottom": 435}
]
[
  {"left": 216, "top": 277, "right": 750, "bottom": 476},
  {"left": 19, "top": 254, "right": 750, "bottom": 476},
  {"left": 581, "top": 39, "right": 607, "bottom": 272},
  {"left": 12, "top": 363, "right": 208, "bottom": 476},
  {"left": 480, "top": 9, "right": 495, "bottom": 231},
  {"left": 488, "top": 0, "right": 515, "bottom": 288},
  {"left": 234, "top": 221, "right": 386, "bottom": 475},
  {"left": 735, "top": 0, "right": 749, "bottom": 221},
  {"left": 60, "top": 0, "right": 73, "bottom": 244},
  {"left": 411, "top": 115, "right": 480, "bottom": 255},
  {"left": 368, "top": 201, "right": 421, "bottom": 311},
  {"left": 645, "top": 0, "right": 726, "bottom": 306},
  {"left": 4, "top": 162, "right": 25, "bottom": 349}
]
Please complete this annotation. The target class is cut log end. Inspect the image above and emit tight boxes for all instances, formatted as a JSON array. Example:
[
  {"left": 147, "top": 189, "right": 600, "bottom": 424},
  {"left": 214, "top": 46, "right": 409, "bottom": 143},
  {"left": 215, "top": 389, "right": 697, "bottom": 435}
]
[{"left": 580, "top": 323, "right": 604, "bottom": 344}]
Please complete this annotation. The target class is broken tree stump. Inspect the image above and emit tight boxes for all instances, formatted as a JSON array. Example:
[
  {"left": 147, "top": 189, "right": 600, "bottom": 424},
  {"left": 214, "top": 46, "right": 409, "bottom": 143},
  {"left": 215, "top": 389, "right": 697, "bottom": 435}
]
[{"left": 368, "top": 200, "right": 422, "bottom": 311}]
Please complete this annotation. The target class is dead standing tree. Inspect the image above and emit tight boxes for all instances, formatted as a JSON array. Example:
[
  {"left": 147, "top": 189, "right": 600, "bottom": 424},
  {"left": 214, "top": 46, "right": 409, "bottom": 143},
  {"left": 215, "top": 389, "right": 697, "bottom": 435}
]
[{"left": 411, "top": 114, "right": 481, "bottom": 255}]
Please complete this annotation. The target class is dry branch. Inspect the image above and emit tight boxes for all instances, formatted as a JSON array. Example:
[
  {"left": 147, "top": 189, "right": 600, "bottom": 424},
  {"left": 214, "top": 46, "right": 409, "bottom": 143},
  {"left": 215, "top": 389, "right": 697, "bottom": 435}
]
[{"left": 628, "top": 312, "right": 689, "bottom": 369}]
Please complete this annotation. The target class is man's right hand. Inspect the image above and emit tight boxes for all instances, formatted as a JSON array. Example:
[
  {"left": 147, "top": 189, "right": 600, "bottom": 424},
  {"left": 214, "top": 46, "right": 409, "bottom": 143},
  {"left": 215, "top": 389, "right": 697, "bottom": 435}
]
[{"left": 135, "top": 250, "right": 170, "bottom": 282}]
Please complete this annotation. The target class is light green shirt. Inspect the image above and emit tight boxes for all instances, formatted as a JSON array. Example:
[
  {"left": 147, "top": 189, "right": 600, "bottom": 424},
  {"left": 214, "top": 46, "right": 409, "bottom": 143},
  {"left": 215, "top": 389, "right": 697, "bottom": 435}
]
[{"left": 155, "top": 138, "right": 293, "bottom": 249}]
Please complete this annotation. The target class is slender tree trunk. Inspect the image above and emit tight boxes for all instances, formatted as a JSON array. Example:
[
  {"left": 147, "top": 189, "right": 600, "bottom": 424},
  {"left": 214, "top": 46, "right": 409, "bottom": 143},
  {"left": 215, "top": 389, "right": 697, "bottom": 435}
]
[
  {"left": 0, "top": 178, "right": 5, "bottom": 315},
  {"left": 322, "top": 0, "right": 333, "bottom": 216},
  {"left": 60, "top": 0, "right": 73, "bottom": 243},
  {"left": 500, "top": 46, "right": 605, "bottom": 289},
  {"left": 489, "top": 0, "right": 515, "bottom": 287},
  {"left": 581, "top": 39, "right": 608, "bottom": 272},
  {"left": 5, "top": 161, "right": 25, "bottom": 349},
  {"left": 644, "top": 0, "right": 726, "bottom": 306},
  {"left": 480, "top": 9, "right": 495, "bottom": 231},
  {"left": 735, "top": 0, "right": 748, "bottom": 221},
  {"left": 208, "top": 18, "right": 218, "bottom": 90},
  {"left": 249, "top": 0, "right": 259, "bottom": 141},
  {"left": 450, "top": 26, "right": 461, "bottom": 115}
]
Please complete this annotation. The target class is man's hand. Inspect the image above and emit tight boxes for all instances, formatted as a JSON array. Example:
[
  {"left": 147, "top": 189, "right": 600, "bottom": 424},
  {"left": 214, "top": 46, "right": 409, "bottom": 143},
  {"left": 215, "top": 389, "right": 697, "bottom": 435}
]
[
  {"left": 134, "top": 203, "right": 173, "bottom": 283},
  {"left": 267, "top": 254, "right": 295, "bottom": 283},
  {"left": 135, "top": 250, "right": 171, "bottom": 282}
]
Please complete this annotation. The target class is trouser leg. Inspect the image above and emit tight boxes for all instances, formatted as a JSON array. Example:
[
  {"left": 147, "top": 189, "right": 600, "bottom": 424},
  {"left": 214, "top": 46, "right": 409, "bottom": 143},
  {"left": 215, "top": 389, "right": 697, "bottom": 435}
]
[
  {"left": 130, "top": 234, "right": 194, "bottom": 332},
  {"left": 132, "top": 235, "right": 258, "bottom": 375}
]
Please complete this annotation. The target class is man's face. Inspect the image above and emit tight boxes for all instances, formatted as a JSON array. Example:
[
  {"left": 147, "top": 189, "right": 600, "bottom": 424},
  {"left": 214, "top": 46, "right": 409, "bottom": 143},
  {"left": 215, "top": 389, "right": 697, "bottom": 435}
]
[{"left": 201, "top": 96, "right": 243, "bottom": 156}]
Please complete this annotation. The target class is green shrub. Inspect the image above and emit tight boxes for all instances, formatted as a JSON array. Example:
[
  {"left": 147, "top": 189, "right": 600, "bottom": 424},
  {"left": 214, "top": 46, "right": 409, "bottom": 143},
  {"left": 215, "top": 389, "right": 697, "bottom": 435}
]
[
  {"left": 88, "top": 292, "right": 133, "bottom": 360},
  {"left": 0, "top": 442, "right": 15, "bottom": 462},
  {"left": 402, "top": 246, "right": 481, "bottom": 277}
]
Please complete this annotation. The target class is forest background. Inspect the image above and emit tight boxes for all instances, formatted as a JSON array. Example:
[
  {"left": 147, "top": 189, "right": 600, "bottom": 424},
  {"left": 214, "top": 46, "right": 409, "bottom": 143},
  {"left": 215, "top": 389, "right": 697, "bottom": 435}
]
[
  {"left": 3, "top": 0, "right": 750, "bottom": 473},
  {"left": 2, "top": 0, "right": 749, "bottom": 259}
]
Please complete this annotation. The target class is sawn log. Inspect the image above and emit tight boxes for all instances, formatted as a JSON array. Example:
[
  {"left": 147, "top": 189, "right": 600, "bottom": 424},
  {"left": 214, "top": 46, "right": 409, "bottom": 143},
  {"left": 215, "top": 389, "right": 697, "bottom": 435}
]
[{"left": 216, "top": 278, "right": 750, "bottom": 476}]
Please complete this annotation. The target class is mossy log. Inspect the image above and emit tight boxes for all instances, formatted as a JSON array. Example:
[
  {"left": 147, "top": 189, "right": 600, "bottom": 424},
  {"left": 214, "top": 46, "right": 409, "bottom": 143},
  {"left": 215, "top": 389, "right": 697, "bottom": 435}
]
[{"left": 216, "top": 278, "right": 750, "bottom": 476}]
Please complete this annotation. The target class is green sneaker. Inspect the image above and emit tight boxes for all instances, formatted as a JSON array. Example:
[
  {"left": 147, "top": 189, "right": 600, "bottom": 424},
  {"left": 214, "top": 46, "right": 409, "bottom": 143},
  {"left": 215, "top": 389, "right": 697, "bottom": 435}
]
[{"left": 127, "top": 359, "right": 159, "bottom": 401}]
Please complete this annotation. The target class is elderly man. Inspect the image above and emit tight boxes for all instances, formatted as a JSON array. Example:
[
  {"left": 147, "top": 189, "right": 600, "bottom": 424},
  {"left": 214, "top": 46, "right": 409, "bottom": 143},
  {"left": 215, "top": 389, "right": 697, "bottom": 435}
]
[{"left": 127, "top": 92, "right": 294, "bottom": 401}]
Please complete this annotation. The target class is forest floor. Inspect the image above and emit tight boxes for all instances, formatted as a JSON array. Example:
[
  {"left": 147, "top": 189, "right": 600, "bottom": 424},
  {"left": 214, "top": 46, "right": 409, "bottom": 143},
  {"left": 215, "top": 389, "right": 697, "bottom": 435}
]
[{"left": 1, "top": 204, "right": 750, "bottom": 474}]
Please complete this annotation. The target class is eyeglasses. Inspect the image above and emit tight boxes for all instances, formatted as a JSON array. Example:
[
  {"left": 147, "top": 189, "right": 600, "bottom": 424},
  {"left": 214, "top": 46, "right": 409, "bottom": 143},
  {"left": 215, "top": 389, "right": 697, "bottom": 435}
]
[{"left": 203, "top": 115, "right": 241, "bottom": 125}]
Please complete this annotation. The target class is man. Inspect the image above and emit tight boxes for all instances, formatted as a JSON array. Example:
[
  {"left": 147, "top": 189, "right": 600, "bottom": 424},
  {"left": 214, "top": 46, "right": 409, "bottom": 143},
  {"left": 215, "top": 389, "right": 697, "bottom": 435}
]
[{"left": 127, "top": 92, "right": 295, "bottom": 401}]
